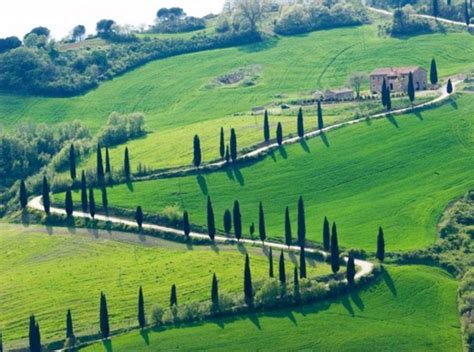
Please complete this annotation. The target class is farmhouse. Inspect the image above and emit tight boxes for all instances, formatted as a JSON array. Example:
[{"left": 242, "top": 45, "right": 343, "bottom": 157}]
[
  {"left": 324, "top": 88, "right": 354, "bottom": 101},
  {"left": 370, "top": 66, "right": 427, "bottom": 94}
]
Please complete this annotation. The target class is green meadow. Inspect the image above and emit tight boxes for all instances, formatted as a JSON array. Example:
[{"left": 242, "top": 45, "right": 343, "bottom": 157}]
[
  {"left": 83, "top": 94, "right": 474, "bottom": 252},
  {"left": 82, "top": 265, "right": 462, "bottom": 352}
]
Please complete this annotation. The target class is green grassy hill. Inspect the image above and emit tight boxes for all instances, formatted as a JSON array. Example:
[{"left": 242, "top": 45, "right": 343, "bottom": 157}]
[
  {"left": 82, "top": 265, "right": 462, "bottom": 351},
  {"left": 0, "top": 225, "right": 332, "bottom": 347},
  {"left": 76, "top": 94, "right": 474, "bottom": 252}
]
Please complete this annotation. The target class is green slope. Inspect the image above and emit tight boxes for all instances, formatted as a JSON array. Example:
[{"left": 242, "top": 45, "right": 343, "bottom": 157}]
[
  {"left": 86, "top": 94, "right": 474, "bottom": 252},
  {"left": 82, "top": 265, "right": 462, "bottom": 352}
]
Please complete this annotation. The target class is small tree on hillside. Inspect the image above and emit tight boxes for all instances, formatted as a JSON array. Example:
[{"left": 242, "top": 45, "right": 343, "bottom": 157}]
[
  {"left": 223, "top": 209, "right": 232, "bottom": 235},
  {"left": 65, "top": 189, "right": 74, "bottom": 218},
  {"left": 80, "top": 171, "right": 88, "bottom": 213},
  {"left": 279, "top": 250, "right": 286, "bottom": 284},
  {"left": 346, "top": 253, "right": 356, "bottom": 285},
  {"left": 268, "top": 247, "right": 274, "bottom": 278},
  {"left": 211, "top": 273, "right": 219, "bottom": 312},
  {"left": 447, "top": 79, "right": 453, "bottom": 94},
  {"left": 19, "top": 180, "right": 28, "bottom": 209},
  {"left": 207, "top": 196, "right": 216, "bottom": 241},
  {"left": 284, "top": 206, "right": 292, "bottom": 248},
  {"left": 233, "top": 200, "right": 242, "bottom": 241},
  {"left": 348, "top": 72, "right": 366, "bottom": 99},
  {"left": 69, "top": 144, "right": 77, "bottom": 180},
  {"left": 97, "top": 144, "right": 105, "bottom": 184},
  {"left": 99, "top": 292, "right": 110, "bottom": 339},
  {"left": 124, "top": 147, "right": 131, "bottom": 179},
  {"left": 276, "top": 122, "right": 283, "bottom": 146},
  {"left": 430, "top": 58, "right": 438, "bottom": 85},
  {"left": 101, "top": 186, "right": 108, "bottom": 215},
  {"left": 299, "top": 246, "right": 307, "bottom": 279},
  {"left": 297, "top": 196, "right": 306, "bottom": 247},
  {"left": 331, "top": 222, "right": 340, "bottom": 274},
  {"left": 138, "top": 286, "right": 146, "bottom": 328},
  {"left": 89, "top": 188, "right": 96, "bottom": 219},
  {"left": 135, "top": 206, "right": 143, "bottom": 230},
  {"left": 258, "top": 201, "right": 266, "bottom": 244},
  {"left": 323, "top": 216, "right": 330, "bottom": 251},
  {"left": 377, "top": 226, "right": 385, "bottom": 262},
  {"left": 220, "top": 127, "right": 225, "bottom": 159},
  {"left": 193, "top": 135, "right": 202, "bottom": 168},
  {"left": 42, "top": 176, "right": 50, "bottom": 215},
  {"left": 243, "top": 254, "right": 253, "bottom": 306},
  {"left": 263, "top": 110, "right": 270, "bottom": 142},
  {"left": 183, "top": 210, "right": 190, "bottom": 238},
  {"left": 225, "top": 145, "right": 231, "bottom": 163},
  {"left": 170, "top": 284, "right": 177, "bottom": 307},
  {"left": 317, "top": 100, "right": 324, "bottom": 130},
  {"left": 249, "top": 223, "right": 255, "bottom": 238},
  {"left": 230, "top": 128, "right": 238, "bottom": 161},
  {"left": 297, "top": 108, "right": 304, "bottom": 138}
]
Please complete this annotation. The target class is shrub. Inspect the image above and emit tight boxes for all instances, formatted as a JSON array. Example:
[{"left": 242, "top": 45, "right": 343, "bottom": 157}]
[
  {"left": 98, "top": 112, "right": 145, "bottom": 147},
  {"left": 255, "top": 278, "right": 280, "bottom": 306},
  {"left": 150, "top": 304, "right": 165, "bottom": 326}
]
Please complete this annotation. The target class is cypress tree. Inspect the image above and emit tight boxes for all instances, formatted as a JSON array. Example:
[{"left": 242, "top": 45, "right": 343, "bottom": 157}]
[
  {"left": 124, "top": 147, "right": 131, "bottom": 179},
  {"left": 225, "top": 145, "right": 230, "bottom": 163},
  {"left": 465, "top": 0, "right": 471, "bottom": 26},
  {"left": 293, "top": 267, "right": 300, "bottom": 303},
  {"left": 430, "top": 58, "right": 438, "bottom": 85},
  {"left": 297, "top": 107, "right": 304, "bottom": 138},
  {"left": 377, "top": 226, "right": 385, "bottom": 262},
  {"left": 381, "top": 79, "right": 388, "bottom": 108},
  {"left": 223, "top": 209, "right": 232, "bottom": 235},
  {"left": 263, "top": 110, "right": 270, "bottom": 142},
  {"left": 66, "top": 309, "right": 74, "bottom": 339},
  {"left": 249, "top": 223, "right": 255, "bottom": 238},
  {"left": 276, "top": 122, "right": 283, "bottom": 146},
  {"left": 89, "top": 188, "right": 96, "bottom": 219},
  {"left": 193, "top": 135, "right": 202, "bottom": 168},
  {"left": 299, "top": 246, "right": 307, "bottom": 279},
  {"left": 433, "top": 0, "right": 439, "bottom": 17},
  {"left": 233, "top": 200, "right": 242, "bottom": 241},
  {"left": 219, "top": 127, "right": 225, "bottom": 159},
  {"left": 0, "top": 330, "right": 3, "bottom": 352},
  {"left": 65, "top": 189, "right": 74, "bottom": 218},
  {"left": 42, "top": 176, "right": 50, "bottom": 215},
  {"left": 170, "top": 284, "right": 177, "bottom": 306},
  {"left": 183, "top": 210, "right": 190, "bottom": 238},
  {"left": 19, "top": 180, "right": 28, "bottom": 209},
  {"left": 386, "top": 86, "right": 392, "bottom": 111},
  {"left": 317, "top": 100, "right": 324, "bottom": 130},
  {"left": 331, "top": 222, "right": 340, "bottom": 274},
  {"left": 101, "top": 186, "right": 108, "bottom": 214},
  {"left": 278, "top": 250, "right": 286, "bottom": 284},
  {"left": 346, "top": 253, "right": 356, "bottom": 285},
  {"left": 259, "top": 201, "right": 266, "bottom": 243},
  {"left": 243, "top": 254, "right": 253, "bottom": 306},
  {"left": 80, "top": 171, "right": 88, "bottom": 213},
  {"left": 29, "top": 314, "right": 41, "bottom": 352},
  {"left": 230, "top": 128, "right": 238, "bottom": 161},
  {"left": 105, "top": 147, "right": 111, "bottom": 175},
  {"left": 284, "top": 206, "right": 292, "bottom": 248},
  {"left": 447, "top": 79, "right": 453, "bottom": 94},
  {"left": 135, "top": 206, "right": 143, "bottom": 230},
  {"left": 408, "top": 72, "right": 415, "bottom": 104},
  {"left": 138, "top": 286, "right": 145, "bottom": 328},
  {"left": 96, "top": 144, "right": 104, "bottom": 183},
  {"left": 297, "top": 196, "right": 306, "bottom": 247},
  {"left": 323, "top": 216, "right": 330, "bottom": 251},
  {"left": 35, "top": 323, "right": 41, "bottom": 352},
  {"left": 99, "top": 292, "right": 110, "bottom": 339},
  {"left": 207, "top": 196, "right": 216, "bottom": 241},
  {"left": 211, "top": 273, "right": 219, "bottom": 311},
  {"left": 69, "top": 144, "right": 77, "bottom": 180},
  {"left": 268, "top": 247, "right": 274, "bottom": 278}
]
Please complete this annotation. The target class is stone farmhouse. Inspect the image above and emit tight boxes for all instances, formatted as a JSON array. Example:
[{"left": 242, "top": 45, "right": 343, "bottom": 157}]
[{"left": 370, "top": 67, "right": 428, "bottom": 94}]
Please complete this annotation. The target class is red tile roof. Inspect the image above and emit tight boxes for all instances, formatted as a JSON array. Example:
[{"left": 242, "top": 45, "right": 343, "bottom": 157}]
[{"left": 370, "top": 66, "right": 425, "bottom": 76}]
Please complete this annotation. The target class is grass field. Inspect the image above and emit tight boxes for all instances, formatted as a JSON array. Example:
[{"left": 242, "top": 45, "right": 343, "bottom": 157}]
[
  {"left": 1, "top": 24, "right": 473, "bottom": 170},
  {"left": 82, "top": 265, "right": 462, "bottom": 351},
  {"left": 0, "top": 224, "right": 333, "bottom": 347},
  {"left": 75, "top": 94, "right": 474, "bottom": 252}
]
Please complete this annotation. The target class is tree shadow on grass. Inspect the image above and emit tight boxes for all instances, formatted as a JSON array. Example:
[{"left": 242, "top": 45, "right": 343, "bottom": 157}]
[
  {"left": 450, "top": 98, "right": 458, "bottom": 110},
  {"left": 237, "top": 242, "right": 247, "bottom": 255},
  {"left": 247, "top": 313, "right": 261, "bottom": 330},
  {"left": 126, "top": 180, "right": 134, "bottom": 192},
  {"left": 140, "top": 329, "right": 150, "bottom": 345},
  {"left": 350, "top": 290, "right": 365, "bottom": 311},
  {"left": 341, "top": 296, "right": 355, "bottom": 316},
  {"left": 238, "top": 38, "right": 278, "bottom": 53},
  {"left": 103, "top": 339, "right": 113, "bottom": 352},
  {"left": 320, "top": 132, "right": 330, "bottom": 147},
  {"left": 211, "top": 242, "right": 220, "bottom": 254},
  {"left": 299, "top": 139, "right": 311, "bottom": 153},
  {"left": 21, "top": 209, "right": 30, "bottom": 227},
  {"left": 233, "top": 166, "right": 245, "bottom": 186},
  {"left": 383, "top": 268, "right": 397, "bottom": 296},
  {"left": 414, "top": 109, "right": 424, "bottom": 121},
  {"left": 288, "top": 251, "right": 297, "bottom": 265},
  {"left": 196, "top": 174, "right": 208, "bottom": 195},
  {"left": 278, "top": 146, "right": 288, "bottom": 159},
  {"left": 225, "top": 168, "right": 235, "bottom": 181},
  {"left": 385, "top": 114, "right": 399, "bottom": 128}
]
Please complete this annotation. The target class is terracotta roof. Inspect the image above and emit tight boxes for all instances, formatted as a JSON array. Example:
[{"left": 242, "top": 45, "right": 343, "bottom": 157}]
[{"left": 370, "top": 66, "right": 425, "bottom": 76}]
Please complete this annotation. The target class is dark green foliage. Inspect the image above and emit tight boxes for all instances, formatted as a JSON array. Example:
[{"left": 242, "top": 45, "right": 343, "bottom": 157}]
[
  {"left": 136, "top": 206, "right": 143, "bottom": 229},
  {"left": 211, "top": 273, "right": 219, "bottom": 311},
  {"left": 19, "top": 180, "right": 28, "bottom": 209},
  {"left": 101, "top": 186, "right": 108, "bottom": 214},
  {"left": 331, "top": 222, "right": 340, "bottom": 274},
  {"left": 220, "top": 127, "right": 225, "bottom": 159},
  {"left": 323, "top": 216, "right": 330, "bottom": 251},
  {"left": 465, "top": 0, "right": 471, "bottom": 26},
  {"left": 293, "top": 267, "right": 300, "bottom": 303},
  {"left": 447, "top": 79, "right": 453, "bottom": 94},
  {"left": 276, "top": 122, "right": 283, "bottom": 146},
  {"left": 346, "top": 253, "right": 356, "bottom": 285},
  {"left": 430, "top": 58, "right": 438, "bottom": 85},
  {"left": 390, "top": 8, "right": 434, "bottom": 36},
  {"left": 279, "top": 250, "right": 286, "bottom": 284},
  {"left": 193, "top": 135, "right": 202, "bottom": 168},
  {"left": 433, "top": 0, "right": 439, "bottom": 17},
  {"left": 153, "top": 8, "right": 205, "bottom": 33},
  {"left": 386, "top": 87, "right": 392, "bottom": 110},
  {"left": 42, "top": 176, "right": 50, "bottom": 215},
  {"left": 138, "top": 286, "right": 146, "bottom": 328},
  {"left": 89, "top": 188, "right": 96, "bottom": 219},
  {"left": 81, "top": 171, "right": 88, "bottom": 213},
  {"left": 66, "top": 309, "right": 74, "bottom": 339},
  {"left": 299, "top": 246, "right": 307, "bottom": 279},
  {"left": 381, "top": 79, "right": 390, "bottom": 109},
  {"left": 259, "top": 201, "right": 266, "bottom": 243},
  {"left": 408, "top": 72, "right": 415, "bottom": 103},
  {"left": 124, "top": 147, "right": 131, "bottom": 179},
  {"left": 223, "top": 209, "right": 232, "bottom": 235},
  {"left": 268, "top": 248, "right": 274, "bottom": 278},
  {"left": 233, "top": 200, "right": 242, "bottom": 241},
  {"left": 207, "top": 196, "right": 216, "bottom": 241},
  {"left": 377, "top": 226, "right": 385, "bottom": 262},
  {"left": 297, "top": 108, "right": 304, "bottom": 138},
  {"left": 0, "top": 36, "right": 21, "bottom": 54},
  {"left": 230, "top": 128, "right": 238, "bottom": 161},
  {"left": 317, "top": 100, "right": 324, "bottom": 130},
  {"left": 29, "top": 314, "right": 41, "bottom": 352},
  {"left": 69, "top": 144, "right": 77, "bottom": 180},
  {"left": 243, "top": 254, "right": 253, "bottom": 306},
  {"left": 297, "top": 196, "right": 306, "bottom": 247},
  {"left": 65, "top": 189, "right": 74, "bottom": 217},
  {"left": 183, "top": 210, "right": 190, "bottom": 238},
  {"left": 105, "top": 147, "right": 111, "bottom": 174},
  {"left": 225, "top": 145, "right": 230, "bottom": 163},
  {"left": 97, "top": 144, "right": 105, "bottom": 183},
  {"left": 99, "top": 112, "right": 145, "bottom": 147},
  {"left": 284, "top": 206, "right": 292, "bottom": 247},
  {"left": 263, "top": 110, "right": 270, "bottom": 142},
  {"left": 170, "top": 284, "right": 178, "bottom": 306},
  {"left": 99, "top": 292, "right": 110, "bottom": 339},
  {"left": 249, "top": 223, "right": 255, "bottom": 237}
]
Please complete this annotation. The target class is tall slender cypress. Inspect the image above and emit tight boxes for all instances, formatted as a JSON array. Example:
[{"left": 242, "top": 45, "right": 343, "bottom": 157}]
[
  {"left": 138, "top": 286, "right": 145, "bottom": 328},
  {"left": 29, "top": 314, "right": 41, "bottom": 352},
  {"left": 35, "top": 323, "right": 41, "bottom": 352},
  {"left": 243, "top": 254, "right": 253, "bottom": 306},
  {"left": 101, "top": 186, "right": 108, "bottom": 214},
  {"left": 230, "top": 128, "right": 238, "bottom": 161},
  {"left": 346, "top": 253, "right": 356, "bottom": 285},
  {"left": 430, "top": 58, "right": 438, "bottom": 85},
  {"left": 89, "top": 188, "right": 96, "bottom": 219},
  {"left": 193, "top": 135, "right": 202, "bottom": 168},
  {"left": 99, "top": 292, "right": 110, "bottom": 339},
  {"left": 124, "top": 147, "right": 131, "bottom": 179},
  {"left": 69, "top": 144, "right": 76, "bottom": 180},
  {"left": 65, "top": 189, "right": 74, "bottom": 218},
  {"left": 170, "top": 284, "right": 177, "bottom": 306},
  {"left": 219, "top": 127, "right": 225, "bottom": 159},
  {"left": 263, "top": 110, "right": 270, "bottom": 142},
  {"left": 377, "top": 226, "right": 385, "bottom": 262},
  {"left": 96, "top": 144, "right": 104, "bottom": 183},
  {"left": 465, "top": 0, "right": 471, "bottom": 26},
  {"left": 381, "top": 79, "right": 388, "bottom": 108},
  {"left": 211, "top": 273, "right": 219, "bottom": 311},
  {"left": 207, "top": 196, "right": 216, "bottom": 241},
  {"left": 105, "top": 147, "right": 111, "bottom": 175},
  {"left": 293, "top": 267, "right": 300, "bottom": 303},
  {"left": 276, "top": 122, "right": 283, "bottom": 146},
  {"left": 268, "top": 248, "right": 274, "bottom": 278},
  {"left": 432, "top": 0, "right": 439, "bottom": 16},
  {"left": 42, "top": 176, "right": 50, "bottom": 215},
  {"left": 317, "top": 100, "right": 324, "bottom": 130},
  {"left": 19, "top": 180, "right": 28, "bottom": 209},
  {"left": 66, "top": 309, "right": 74, "bottom": 339},
  {"left": 299, "top": 246, "right": 307, "bottom": 278},
  {"left": 331, "top": 222, "right": 340, "bottom": 274},
  {"left": 408, "top": 72, "right": 415, "bottom": 104},
  {"left": 259, "top": 201, "right": 266, "bottom": 243},
  {"left": 386, "top": 85, "right": 392, "bottom": 111},
  {"left": 233, "top": 200, "right": 242, "bottom": 241},
  {"left": 447, "top": 79, "right": 453, "bottom": 94},
  {"left": 223, "top": 209, "right": 232, "bottom": 235},
  {"left": 323, "top": 216, "right": 330, "bottom": 251},
  {"left": 135, "top": 206, "right": 143, "bottom": 229},
  {"left": 183, "top": 211, "right": 190, "bottom": 238},
  {"left": 225, "top": 145, "right": 230, "bottom": 163},
  {"left": 297, "top": 196, "right": 306, "bottom": 247},
  {"left": 284, "top": 206, "right": 292, "bottom": 248},
  {"left": 278, "top": 250, "right": 286, "bottom": 284},
  {"left": 297, "top": 108, "right": 304, "bottom": 138},
  {"left": 80, "top": 171, "right": 88, "bottom": 213}
]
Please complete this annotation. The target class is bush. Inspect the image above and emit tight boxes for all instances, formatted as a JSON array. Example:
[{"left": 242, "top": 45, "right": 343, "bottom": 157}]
[
  {"left": 98, "top": 112, "right": 145, "bottom": 147},
  {"left": 389, "top": 7, "right": 434, "bottom": 37},
  {"left": 255, "top": 278, "right": 280, "bottom": 306},
  {"left": 152, "top": 17, "right": 206, "bottom": 34},
  {"left": 150, "top": 304, "right": 165, "bottom": 326}
]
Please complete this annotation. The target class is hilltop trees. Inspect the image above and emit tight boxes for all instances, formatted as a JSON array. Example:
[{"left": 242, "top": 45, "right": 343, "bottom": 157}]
[
  {"left": 211, "top": 273, "right": 219, "bottom": 312},
  {"left": 276, "top": 122, "right": 283, "bottom": 146},
  {"left": 233, "top": 200, "right": 242, "bottom": 241},
  {"left": 346, "top": 254, "right": 356, "bottom": 285},
  {"left": 408, "top": 72, "right": 416, "bottom": 104},
  {"left": 69, "top": 144, "right": 77, "bottom": 180},
  {"left": 323, "top": 216, "right": 330, "bottom": 251},
  {"left": 124, "top": 147, "right": 131, "bottom": 179},
  {"left": 279, "top": 250, "right": 286, "bottom": 284},
  {"left": 234, "top": 0, "right": 266, "bottom": 32},
  {"left": 220, "top": 127, "right": 225, "bottom": 159},
  {"left": 377, "top": 226, "right": 385, "bottom": 262},
  {"left": 243, "top": 254, "right": 253, "bottom": 306},
  {"left": 223, "top": 209, "right": 232, "bottom": 235},
  {"left": 170, "top": 284, "right": 178, "bottom": 306},
  {"left": 268, "top": 248, "right": 274, "bottom": 278},
  {"left": 285, "top": 206, "right": 292, "bottom": 248},
  {"left": 259, "top": 201, "right": 266, "bottom": 243},
  {"left": 430, "top": 58, "right": 438, "bottom": 85},
  {"left": 89, "top": 188, "right": 96, "bottom": 219},
  {"left": 19, "top": 180, "right": 28, "bottom": 209},
  {"left": 99, "top": 292, "right": 110, "bottom": 339},
  {"left": 331, "top": 222, "right": 340, "bottom": 274},
  {"left": 29, "top": 314, "right": 41, "bottom": 352},
  {"left": 299, "top": 246, "right": 307, "bottom": 279},
  {"left": 81, "top": 171, "right": 88, "bottom": 213},
  {"left": 72, "top": 25, "right": 86, "bottom": 42},
  {"left": 136, "top": 206, "right": 144, "bottom": 230},
  {"left": 297, "top": 108, "right": 304, "bottom": 138},
  {"left": 447, "top": 79, "right": 453, "bottom": 94},
  {"left": 65, "top": 189, "right": 74, "bottom": 218},
  {"left": 193, "top": 135, "right": 202, "bottom": 168},
  {"left": 317, "top": 100, "right": 324, "bottom": 130},
  {"left": 230, "top": 128, "right": 238, "bottom": 161},
  {"left": 183, "top": 211, "right": 190, "bottom": 238},
  {"left": 297, "top": 196, "right": 306, "bottom": 247},
  {"left": 263, "top": 110, "right": 270, "bottom": 142},
  {"left": 207, "top": 196, "right": 216, "bottom": 241},
  {"left": 42, "top": 176, "right": 50, "bottom": 215},
  {"left": 138, "top": 286, "right": 146, "bottom": 328}
]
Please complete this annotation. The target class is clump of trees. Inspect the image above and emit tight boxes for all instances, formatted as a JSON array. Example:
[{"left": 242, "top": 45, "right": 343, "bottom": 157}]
[
  {"left": 152, "top": 7, "right": 206, "bottom": 33},
  {"left": 388, "top": 7, "right": 435, "bottom": 36},
  {"left": 98, "top": 112, "right": 145, "bottom": 147}
]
